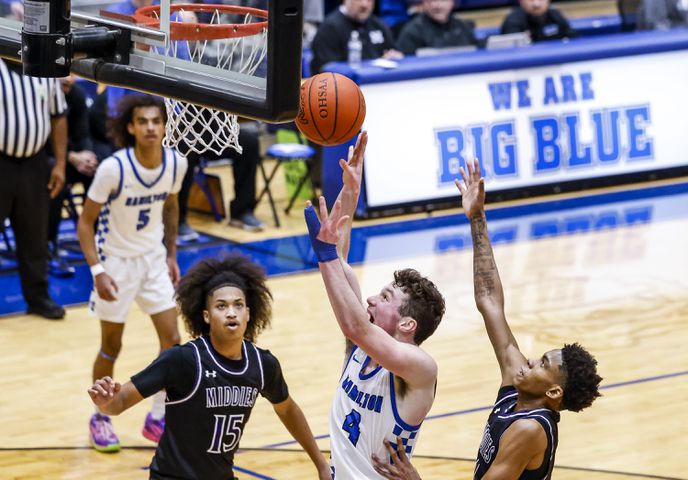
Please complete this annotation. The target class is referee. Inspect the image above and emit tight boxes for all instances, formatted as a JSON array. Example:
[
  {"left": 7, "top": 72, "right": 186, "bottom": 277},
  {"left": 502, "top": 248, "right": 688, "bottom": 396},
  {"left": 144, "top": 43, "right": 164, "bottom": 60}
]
[{"left": 0, "top": 58, "right": 68, "bottom": 319}]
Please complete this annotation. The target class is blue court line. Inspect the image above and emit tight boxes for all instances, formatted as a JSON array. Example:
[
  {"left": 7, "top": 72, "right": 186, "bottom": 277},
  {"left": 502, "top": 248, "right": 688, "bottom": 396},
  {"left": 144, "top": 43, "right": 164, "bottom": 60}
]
[
  {"left": 232, "top": 465, "right": 276, "bottom": 479},
  {"left": 599, "top": 370, "right": 688, "bottom": 390},
  {"left": 259, "top": 369, "right": 688, "bottom": 449}
]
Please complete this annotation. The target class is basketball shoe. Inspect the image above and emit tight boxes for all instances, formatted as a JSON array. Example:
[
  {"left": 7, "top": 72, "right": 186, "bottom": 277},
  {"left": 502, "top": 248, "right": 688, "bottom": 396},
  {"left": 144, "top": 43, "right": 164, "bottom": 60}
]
[
  {"left": 142, "top": 412, "right": 165, "bottom": 443},
  {"left": 229, "top": 212, "right": 265, "bottom": 232},
  {"left": 89, "top": 413, "right": 120, "bottom": 453}
]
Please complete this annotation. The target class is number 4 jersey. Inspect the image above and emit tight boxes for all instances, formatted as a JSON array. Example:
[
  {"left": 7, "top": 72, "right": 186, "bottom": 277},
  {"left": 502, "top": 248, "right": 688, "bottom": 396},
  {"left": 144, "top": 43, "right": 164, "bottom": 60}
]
[
  {"left": 87, "top": 147, "right": 187, "bottom": 260},
  {"left": 329, "top": 346, "right": 423, "bottom": 479}
]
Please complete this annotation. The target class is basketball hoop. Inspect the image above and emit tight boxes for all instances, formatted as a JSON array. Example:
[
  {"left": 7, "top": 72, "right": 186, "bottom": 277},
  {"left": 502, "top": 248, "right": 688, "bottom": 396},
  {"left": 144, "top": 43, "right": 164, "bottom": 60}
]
[{"left": 134, "top": 4, "right": 268, "bottom": 156}]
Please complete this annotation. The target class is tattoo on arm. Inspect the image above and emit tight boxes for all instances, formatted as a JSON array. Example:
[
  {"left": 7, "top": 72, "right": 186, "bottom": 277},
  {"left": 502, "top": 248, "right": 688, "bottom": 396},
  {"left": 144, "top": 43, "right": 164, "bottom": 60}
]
[{"left": 471, "top": 214, "right": 498, "bottom": 298}]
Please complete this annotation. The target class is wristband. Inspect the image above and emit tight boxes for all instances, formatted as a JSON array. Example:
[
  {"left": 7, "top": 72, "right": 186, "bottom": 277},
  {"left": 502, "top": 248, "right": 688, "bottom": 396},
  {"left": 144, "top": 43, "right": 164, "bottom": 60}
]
[
  {"left": 304, "top": 205, "right": 339, "bottom": 263},
  {"left": 90, "top": 263, "right": 106, "bottom": 277}
]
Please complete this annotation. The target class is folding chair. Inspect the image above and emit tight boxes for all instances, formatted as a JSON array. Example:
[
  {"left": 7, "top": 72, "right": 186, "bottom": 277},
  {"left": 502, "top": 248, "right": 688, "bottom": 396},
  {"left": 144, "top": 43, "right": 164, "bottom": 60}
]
[{"left": 256, "top": 130, "right": 316, "bottom": 227}]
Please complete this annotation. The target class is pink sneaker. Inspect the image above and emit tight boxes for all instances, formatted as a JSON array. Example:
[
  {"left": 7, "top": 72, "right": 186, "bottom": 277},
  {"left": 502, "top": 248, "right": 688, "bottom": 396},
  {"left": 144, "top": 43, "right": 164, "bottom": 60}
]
[
  {"left": 89, "top": 413, "right": 120, "bottom": 453},
  {"left": 142, "top": 412, "right": 165, "bottom": 443}
]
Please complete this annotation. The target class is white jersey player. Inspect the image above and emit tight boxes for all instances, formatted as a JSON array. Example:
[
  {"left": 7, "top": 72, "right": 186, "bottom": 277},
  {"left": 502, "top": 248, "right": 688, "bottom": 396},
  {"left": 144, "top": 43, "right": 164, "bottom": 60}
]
[
  {"left": 330, "top": 345, "right": 424, "bottom": 478},
  {"left": 303, "top": 132, "right": 446, "bottom": 478},
  {"left": 77, "top": 95, "right": 187, "bottom": 453}
]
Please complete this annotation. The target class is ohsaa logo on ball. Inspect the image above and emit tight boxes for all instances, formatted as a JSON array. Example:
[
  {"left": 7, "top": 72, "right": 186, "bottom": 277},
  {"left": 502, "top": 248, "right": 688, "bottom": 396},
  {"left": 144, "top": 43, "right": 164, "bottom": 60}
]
[{"left": 317, "top": 77, "right": 329, "bottom": 119}]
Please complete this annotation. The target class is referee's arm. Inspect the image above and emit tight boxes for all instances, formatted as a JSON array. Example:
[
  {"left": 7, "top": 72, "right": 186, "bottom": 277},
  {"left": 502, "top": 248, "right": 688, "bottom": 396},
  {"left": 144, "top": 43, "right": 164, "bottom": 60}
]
[
  {"left": 48, "top": 114, "right": 67, "bottom": 198},
  {"left": 48, "top": 77, "right": 69, "bottom": 198}
]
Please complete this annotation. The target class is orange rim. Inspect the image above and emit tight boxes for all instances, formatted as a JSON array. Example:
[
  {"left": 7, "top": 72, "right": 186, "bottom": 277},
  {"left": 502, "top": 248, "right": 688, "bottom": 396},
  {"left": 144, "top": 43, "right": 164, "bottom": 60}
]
[{"left": 134, "top": 3, "right": 268, "bottom": 41}]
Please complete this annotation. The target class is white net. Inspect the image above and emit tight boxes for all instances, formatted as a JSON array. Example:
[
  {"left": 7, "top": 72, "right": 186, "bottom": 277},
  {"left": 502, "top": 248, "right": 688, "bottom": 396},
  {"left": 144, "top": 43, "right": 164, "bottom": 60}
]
[{"left": 144, "top": 6, "right": 268, "bottom": 156}]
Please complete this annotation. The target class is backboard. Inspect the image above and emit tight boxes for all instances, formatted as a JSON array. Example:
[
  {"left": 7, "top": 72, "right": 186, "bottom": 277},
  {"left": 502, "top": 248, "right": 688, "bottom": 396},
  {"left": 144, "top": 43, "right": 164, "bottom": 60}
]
[{"left": 0, "top": 0, "right": 303, "bottom": 122}]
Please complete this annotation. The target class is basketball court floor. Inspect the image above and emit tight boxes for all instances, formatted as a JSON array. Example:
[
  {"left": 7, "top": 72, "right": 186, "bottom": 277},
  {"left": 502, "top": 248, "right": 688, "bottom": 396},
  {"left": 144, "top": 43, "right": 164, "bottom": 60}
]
[{"left": 1, "top": 175, "right": 687, "bottom": 479}]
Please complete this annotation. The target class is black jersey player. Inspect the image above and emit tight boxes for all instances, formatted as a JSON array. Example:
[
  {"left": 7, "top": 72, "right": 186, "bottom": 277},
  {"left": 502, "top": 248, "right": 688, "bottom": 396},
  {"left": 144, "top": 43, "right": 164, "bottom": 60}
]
[
  {"left": 88, "top": 254, "right": 331, "bottom": 480},
  {"left": 372, "top": 159, "right": 602, "bottom": 480}
]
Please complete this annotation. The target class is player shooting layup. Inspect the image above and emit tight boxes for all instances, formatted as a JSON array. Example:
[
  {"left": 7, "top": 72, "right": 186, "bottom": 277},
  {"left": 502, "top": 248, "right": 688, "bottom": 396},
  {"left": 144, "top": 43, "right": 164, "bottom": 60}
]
[{"left": 304, "top": 132, "right": 446, "bottom": 478}]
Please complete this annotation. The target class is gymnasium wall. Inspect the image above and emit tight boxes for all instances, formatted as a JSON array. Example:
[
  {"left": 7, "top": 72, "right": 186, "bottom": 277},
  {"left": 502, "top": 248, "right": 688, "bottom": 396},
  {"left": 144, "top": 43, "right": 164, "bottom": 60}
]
[{"left": 321, "top": 29, "right": 688, "bottom": 217}]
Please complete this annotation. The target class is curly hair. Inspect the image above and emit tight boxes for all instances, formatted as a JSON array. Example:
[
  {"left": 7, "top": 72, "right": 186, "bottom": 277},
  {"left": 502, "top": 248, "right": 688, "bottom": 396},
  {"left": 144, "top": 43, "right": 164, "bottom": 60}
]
[
  {"left": 108, "top": 94, "right": 167, "bottom": 148},
  {"left": 176, "top": 254, "right": 273, "bottom": 343},
  {"left": 560, "top": 343, "right": 602, "bottom": 412},
  {"left": 393, "top": 269, "right": 446, "bottom": 345}
]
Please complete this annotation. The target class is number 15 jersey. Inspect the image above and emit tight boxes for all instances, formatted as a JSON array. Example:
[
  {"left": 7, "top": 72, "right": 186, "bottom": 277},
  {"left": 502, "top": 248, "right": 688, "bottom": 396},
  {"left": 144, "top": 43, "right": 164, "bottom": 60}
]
[
  {"left": 131, "top": 336, "right": 289, "bottom": 480},
  {"left": 329, "top": 346, "right": 423, "bottom": 479}
]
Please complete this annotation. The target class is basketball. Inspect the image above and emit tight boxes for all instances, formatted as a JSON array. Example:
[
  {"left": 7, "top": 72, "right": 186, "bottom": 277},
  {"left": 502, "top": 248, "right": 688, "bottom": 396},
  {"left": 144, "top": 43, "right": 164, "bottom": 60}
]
[{"left": 296, "top": 72, "right": 366, "bottom": 146}]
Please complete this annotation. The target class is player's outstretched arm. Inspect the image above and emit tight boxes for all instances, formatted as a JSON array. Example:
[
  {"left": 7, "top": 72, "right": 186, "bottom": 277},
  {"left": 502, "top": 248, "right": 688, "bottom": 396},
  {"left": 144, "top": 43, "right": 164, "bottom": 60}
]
[
  {"left": 272, "top": 396, "right": 331, "bottom": 480},
  {"left": 78, "top": 198, "right": 119, "bottom": 301},
  {"left": 335, "top": 132, "right": 367, "bottom": 345},
  {"left": 455, "top": 159, "right": 526, "bottom": 383},
  {"left": 335, "top": 131, "right": 367, "bottom": 261},
  {"left": 305, "top": 198, "right": 437, "bottom": 388},
  {"left": 87, "top": 377, "right": 144, "bottom": 416}
]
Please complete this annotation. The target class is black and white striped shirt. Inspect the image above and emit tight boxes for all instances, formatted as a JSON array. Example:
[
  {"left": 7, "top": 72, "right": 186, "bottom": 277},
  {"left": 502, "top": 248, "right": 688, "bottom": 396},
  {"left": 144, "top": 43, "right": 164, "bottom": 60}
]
[{"left": 0, "top": 59, "right": 67, "bottom": 159}]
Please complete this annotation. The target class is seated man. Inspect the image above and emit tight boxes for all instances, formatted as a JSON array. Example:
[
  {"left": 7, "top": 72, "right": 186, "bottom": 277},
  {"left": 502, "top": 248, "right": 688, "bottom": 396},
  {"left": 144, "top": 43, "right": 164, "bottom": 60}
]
[
  {"left": 396, "top": 0, "right": 479, "bottom": 56},
  {"left": 636, "top": 0, "right": 688, "bottom": 30},
  {"left": 500, "top": 0, "right": 577, "bottom": 42},
  {"left": 310, "top": 0, "right": 402, "bottom": 74}
]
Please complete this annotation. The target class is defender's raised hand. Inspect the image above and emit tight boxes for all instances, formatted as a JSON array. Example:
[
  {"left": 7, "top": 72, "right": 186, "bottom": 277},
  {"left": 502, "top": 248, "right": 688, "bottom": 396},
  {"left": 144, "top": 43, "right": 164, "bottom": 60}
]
[{"left": 454, "top": 158, "right": 485, "bottom": 219}]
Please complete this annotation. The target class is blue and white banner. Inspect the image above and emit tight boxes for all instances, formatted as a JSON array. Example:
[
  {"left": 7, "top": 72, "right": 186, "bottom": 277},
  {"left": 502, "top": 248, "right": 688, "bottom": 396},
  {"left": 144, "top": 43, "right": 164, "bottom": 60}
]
[{"left": 361, "top": 50, "right": 688, "bottom": 208}]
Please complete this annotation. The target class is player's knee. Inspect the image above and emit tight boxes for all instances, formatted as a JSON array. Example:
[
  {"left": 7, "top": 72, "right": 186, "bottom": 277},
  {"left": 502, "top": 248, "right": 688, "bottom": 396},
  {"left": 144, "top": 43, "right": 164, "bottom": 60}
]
[
  {"left": 161, "top": 330, "right": 181, "bottom": 349},
  {"left": 101, "top": 335, "right": 123, "bottom": 357}
]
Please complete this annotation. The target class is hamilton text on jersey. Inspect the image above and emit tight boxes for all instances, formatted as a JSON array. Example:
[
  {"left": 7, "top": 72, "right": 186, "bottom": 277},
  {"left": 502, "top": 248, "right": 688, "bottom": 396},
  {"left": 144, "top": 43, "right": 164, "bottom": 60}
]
[
  {"left": 125, "top": 192, "right": 169, "bottom": 206},
  {"left": 341, "top": 376, "right": 384, "bottom": 413}
]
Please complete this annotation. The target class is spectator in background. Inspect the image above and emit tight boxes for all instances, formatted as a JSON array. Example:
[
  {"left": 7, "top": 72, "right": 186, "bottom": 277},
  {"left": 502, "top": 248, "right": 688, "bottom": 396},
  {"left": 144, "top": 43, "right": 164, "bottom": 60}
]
[
  {"left": 178, "top": 121, "right": 266, "bottom": 238},
  {"left": 396, "top": 0, "right": 479, "bottom": 55},
  {"left": 0, "top": 59, "right": 68, "bottom": 320},
  {"left": 304, "top": 0, "right": 325, "bottom": 47},
  {"left": 637, "top": 0, "right": 688, "bottom": 29},
  {"left": 89, "top": 87, "right": 117, "bottom": 162},
  {"left": 47, "top": 75, "right": 100, "bottom": 276},
  {"left": 310, "top": 0, "right": 402, "bottom": 74},
  {"left": 500, "top": 0, "right": 577, "bottom": 42}
]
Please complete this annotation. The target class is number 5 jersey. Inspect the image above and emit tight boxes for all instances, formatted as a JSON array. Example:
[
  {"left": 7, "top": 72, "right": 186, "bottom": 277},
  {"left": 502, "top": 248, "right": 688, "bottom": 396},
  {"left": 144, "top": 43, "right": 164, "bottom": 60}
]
[{"left": 87, "top": 147, "right": 187, "bottom": 260}]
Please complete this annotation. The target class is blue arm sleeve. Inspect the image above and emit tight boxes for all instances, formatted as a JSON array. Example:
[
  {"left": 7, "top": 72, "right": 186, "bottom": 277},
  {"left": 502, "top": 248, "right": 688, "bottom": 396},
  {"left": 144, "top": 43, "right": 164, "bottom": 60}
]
[{"left": 304, "top": 204, "right": 339, "bottom": 263}]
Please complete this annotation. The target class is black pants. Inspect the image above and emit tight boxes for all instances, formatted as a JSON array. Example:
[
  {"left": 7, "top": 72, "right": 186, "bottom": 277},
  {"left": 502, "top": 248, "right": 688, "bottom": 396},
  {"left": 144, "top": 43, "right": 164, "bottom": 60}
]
[
  {"left": 0, "top": 149, "right": 51, "bottom": 305},
  {"left": 178, "top": 124, "right": 260, "bottom": 223}
]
